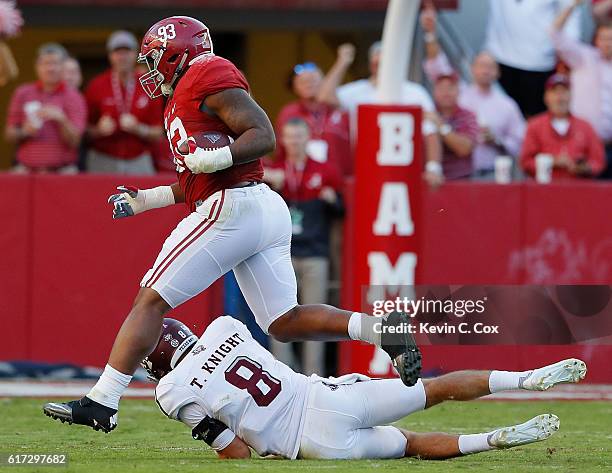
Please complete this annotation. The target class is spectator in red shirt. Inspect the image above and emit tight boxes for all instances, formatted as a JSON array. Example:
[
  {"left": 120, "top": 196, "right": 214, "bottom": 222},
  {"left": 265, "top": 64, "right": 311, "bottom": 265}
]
[
  {"left": 429, "top": 73, "right": 479, "bottom": 180},
  {"left": 275, "top": 59, "right": 351, "bottom": 176},
  {"left": 85, "top": 30, "right": 163, "bottom": 174},
  {"left": 520, "top": 73, "right": 605, "bottom": 179},
  {"left": 264, "top": 117, "right": 343, "bottom": 376},
  {"left": 5, "top": 43, "right": 86, "bottom": 173}
]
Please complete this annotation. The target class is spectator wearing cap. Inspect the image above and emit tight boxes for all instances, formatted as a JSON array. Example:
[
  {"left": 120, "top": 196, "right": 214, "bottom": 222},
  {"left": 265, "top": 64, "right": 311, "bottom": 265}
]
[
  {"left": 520, "top": 74, "right": 605, "bottom": 179},
  {"left": 421, "top": 3, "right": 525, "bottom": 180},
  {"left": 318, "top": 40, "right": 444, "bottom": 187},
  {"left": 264, "top": 117, "right": 343, "bottom": 376},
  {"left": 553, "top": 0, "right": 612, "bottom": 178},
  {"left": 429, "top": 73, "right": 479, "bottom": 180},
  {"left": 5, "top": 43, "right": 86, "bottom": 173},
  {"left": 84, "top": 30, "right": 163, "bottom": 174},
  {"left": 275, "top": 58, "right": 351, "bottom": 176},
  {"left": 485, "top": 0, "right": 583, "bottom": 118}
]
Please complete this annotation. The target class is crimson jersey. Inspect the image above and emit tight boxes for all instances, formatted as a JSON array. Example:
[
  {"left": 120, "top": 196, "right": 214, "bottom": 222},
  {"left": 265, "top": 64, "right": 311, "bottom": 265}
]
[{"left": 164, "top": 55, "right": 264, "bottom": 211}]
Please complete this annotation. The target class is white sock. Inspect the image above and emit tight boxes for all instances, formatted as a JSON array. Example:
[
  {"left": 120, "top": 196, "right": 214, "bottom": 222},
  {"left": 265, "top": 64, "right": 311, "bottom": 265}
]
[
  {"left": 347, "top": 312, "right": 361, "bottom": 339},
  {"left": 458, "top": 432, "right": 495, "bottom": 454},
  {"left": 87, "top": 364, "right": 132, "bottom": 410},
  {"left": 489, "top": 370, "right": 531, "bottom": 393},
  {"left": 348, "top": 312, "right": 382, "bottom": 346}
]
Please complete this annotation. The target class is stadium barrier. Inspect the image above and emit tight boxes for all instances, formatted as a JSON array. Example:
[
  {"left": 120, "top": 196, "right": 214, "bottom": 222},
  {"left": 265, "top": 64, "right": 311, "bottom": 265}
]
[{"left": 0, "top": 174, "right": 223, "bottom": 367}]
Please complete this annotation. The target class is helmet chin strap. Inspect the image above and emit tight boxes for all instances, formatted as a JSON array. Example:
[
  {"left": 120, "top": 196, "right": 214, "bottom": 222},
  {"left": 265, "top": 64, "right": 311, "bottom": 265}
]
[{"left": 163, "top": 50, "right": 189, "bottom": 97}]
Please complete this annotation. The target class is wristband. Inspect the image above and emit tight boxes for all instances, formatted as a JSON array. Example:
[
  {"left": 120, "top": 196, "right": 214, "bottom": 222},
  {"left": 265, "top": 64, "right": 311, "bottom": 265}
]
[
  {"left": 426, "top": 160, "right": 443, "bottom": 175},
  {"left": 186, "top": 146, "right": 233, "bottom": 174},
  {"left": 211, "top": 428, "right": 236, "bottom": 451},
  {"left": 138, "top": 185, "right": 175, "bottom": 212},
  {"left": 192, "top": 416, "right": 233, "bottom": 449}
]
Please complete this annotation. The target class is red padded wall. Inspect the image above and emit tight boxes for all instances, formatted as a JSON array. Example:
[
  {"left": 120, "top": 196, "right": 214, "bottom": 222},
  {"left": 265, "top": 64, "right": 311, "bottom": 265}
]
[
  {"left": 0, "top": 176, "right": 31, "bottom": 359},
  {"left": 0, "top": 175, "right": 223, "bottom": 366}
]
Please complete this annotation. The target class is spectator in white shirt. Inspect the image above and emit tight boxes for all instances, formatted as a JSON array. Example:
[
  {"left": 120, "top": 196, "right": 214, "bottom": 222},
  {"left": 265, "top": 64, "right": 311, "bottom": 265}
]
[
  {"left": 421, "top": 4, "right": 525, "bottom": 179},
  {"left": 318, "top": 41, "right": 444, "bottom": 187},
  {"left": 485, "top": 0, "right": 583, "bottom": 118},
  {"left": 553, "top": 0, "right": 612, "bottom": 178}
]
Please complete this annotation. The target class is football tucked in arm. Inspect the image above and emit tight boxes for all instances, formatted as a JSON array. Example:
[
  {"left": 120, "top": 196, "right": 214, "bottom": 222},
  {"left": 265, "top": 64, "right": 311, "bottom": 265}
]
[{"left": 177, "top": 132, "right": 234, "bottom": 155}]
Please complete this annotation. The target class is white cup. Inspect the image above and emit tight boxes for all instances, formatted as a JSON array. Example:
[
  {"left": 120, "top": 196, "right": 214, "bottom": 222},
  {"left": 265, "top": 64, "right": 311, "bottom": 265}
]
[
  {"left": 535, "top": 153, "right": 554, "bottom": 184},
  {"left": 494, "top": 155, "right": 513, "bottom": 184},
  {"left": 24, "top": 101, "right": 43, "bottom": 129}
]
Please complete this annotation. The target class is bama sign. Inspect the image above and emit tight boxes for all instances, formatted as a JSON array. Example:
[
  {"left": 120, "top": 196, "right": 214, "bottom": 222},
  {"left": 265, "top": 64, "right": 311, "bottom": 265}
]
[{"left": 342, "top": 105, "right": 423, "bottom": 376}]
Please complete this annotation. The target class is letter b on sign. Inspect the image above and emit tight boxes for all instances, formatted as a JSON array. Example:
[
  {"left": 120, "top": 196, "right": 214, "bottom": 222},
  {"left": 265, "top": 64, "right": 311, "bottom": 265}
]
[{"left": 377, "top": 113, "right": 414, "bottom": 166}]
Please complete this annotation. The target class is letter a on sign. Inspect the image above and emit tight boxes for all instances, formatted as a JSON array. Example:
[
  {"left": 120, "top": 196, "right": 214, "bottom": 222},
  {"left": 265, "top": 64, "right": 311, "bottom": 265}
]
[
  {"left": 373, "top": 182, "right": 414, "bottom": 236},
  {"left": 377, "top": 113, "right": 414, "bottom": 166}
]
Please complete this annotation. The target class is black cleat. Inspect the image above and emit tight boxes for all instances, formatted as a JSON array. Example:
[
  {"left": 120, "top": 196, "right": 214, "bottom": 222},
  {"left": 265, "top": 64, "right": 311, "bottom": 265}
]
[
  {"left": 43, "top": 396, "right": 118, "bottom": 433},
  {"left": 380, "top": 311, "right": 422, "bottom": 386}
]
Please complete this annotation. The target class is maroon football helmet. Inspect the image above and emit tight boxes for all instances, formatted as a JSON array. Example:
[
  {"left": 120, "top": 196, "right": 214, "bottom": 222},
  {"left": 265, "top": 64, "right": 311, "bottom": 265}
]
[
  {"left": 138, "top": 16, "right": 213, "bottom": 99},
  {"left": 141, "top": 318, "right": 199, "bottom": 381}
]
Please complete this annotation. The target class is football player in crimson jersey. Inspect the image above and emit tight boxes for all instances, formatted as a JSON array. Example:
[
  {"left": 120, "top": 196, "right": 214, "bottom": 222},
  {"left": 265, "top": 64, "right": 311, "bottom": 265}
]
[
  {"left": 116, "top": 317, "right": 583, "bottom": 460},
  {"left": 42, "top": 16, "right": 419, "bottom": 433}
]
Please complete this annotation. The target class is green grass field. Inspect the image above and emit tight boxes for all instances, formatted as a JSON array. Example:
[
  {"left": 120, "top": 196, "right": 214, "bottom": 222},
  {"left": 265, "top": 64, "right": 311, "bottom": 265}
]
[{"left": 1, "top": 398, "right": 611, "bottom": 472}]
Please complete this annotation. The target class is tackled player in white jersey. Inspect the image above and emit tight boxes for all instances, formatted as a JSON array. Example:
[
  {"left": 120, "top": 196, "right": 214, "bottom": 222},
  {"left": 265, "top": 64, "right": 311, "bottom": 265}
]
[{"left": 143, "top": 316, "right": 586, "bottom": 460}]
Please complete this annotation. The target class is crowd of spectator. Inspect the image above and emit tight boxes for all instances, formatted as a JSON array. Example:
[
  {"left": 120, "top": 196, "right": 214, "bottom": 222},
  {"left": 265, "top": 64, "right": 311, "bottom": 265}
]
[
  {"left": 408, "top": 0, "right": 611, "bottom": 183},
  {"left": 4, "top": 30, "right": 166, "bottom": 175},
  {"left": 422, "top": 10, "right": 525, "bottom": 180},
  {"left": 5, "top": 2, "right": 611, "bottom": 183}
]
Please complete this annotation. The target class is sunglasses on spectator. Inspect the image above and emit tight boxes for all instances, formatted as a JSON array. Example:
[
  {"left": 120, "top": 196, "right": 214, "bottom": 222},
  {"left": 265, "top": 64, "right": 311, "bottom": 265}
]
[{"left": 293, "top": 62, "right": 318, "bottom": 75}]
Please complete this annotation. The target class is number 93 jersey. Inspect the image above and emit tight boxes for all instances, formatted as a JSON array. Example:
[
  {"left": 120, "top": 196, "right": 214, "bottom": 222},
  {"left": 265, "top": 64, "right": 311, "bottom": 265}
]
[{"left": 155, "top": 316, "right": 311, "bottom": 458}]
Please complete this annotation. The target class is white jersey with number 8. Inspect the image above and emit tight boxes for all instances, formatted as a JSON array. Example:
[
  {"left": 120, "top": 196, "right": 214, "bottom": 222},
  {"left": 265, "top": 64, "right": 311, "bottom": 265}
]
[{"left": 155, "top": 316, "right": 310, "bottom": 458}]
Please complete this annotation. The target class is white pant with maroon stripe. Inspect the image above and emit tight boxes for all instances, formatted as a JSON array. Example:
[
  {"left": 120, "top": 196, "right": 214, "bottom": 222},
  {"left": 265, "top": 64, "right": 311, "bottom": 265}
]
[{"left": 140, "top": 183, "right": 298, "bottom": 333}]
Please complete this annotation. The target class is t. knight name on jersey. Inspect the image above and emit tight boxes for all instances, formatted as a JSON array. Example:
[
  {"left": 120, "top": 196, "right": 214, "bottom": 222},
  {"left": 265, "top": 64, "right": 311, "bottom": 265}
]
[
  {"left": 196, "top": 331, "right": 244, "bottom": 375},
  {"left": 155, "top": 316, "right": 310, "bottom": 458}
]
